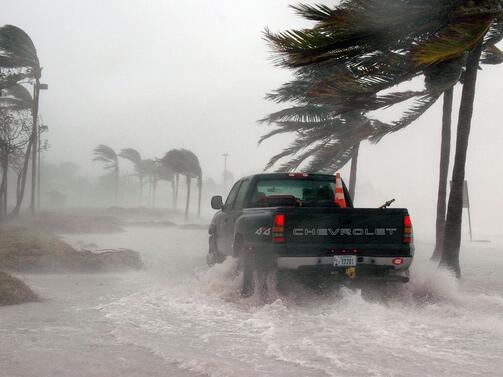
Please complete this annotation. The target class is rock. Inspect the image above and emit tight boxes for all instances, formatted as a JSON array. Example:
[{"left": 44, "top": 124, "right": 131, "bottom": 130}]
[
  {"left": 0, "top": 271, "right": 38, "bottom": 306},
  {"left": 0, "top": 227, "right": 142, "bottom": 273}
]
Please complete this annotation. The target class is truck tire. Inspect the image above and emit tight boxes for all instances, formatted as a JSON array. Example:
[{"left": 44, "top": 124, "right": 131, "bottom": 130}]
[
  {"left": 207, "top": 237, "right": 225, "bottom": 266},
  {"left": 240, "top": 249, "right": 255, "bottom": 297}
]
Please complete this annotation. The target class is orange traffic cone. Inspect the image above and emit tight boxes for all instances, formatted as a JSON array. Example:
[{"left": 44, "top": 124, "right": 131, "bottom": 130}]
[{"left": 335, "top": 173, "right": 347, "bottom": 208}]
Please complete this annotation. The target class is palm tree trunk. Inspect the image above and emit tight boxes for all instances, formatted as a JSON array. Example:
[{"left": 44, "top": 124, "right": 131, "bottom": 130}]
[
  {"left": 171, "top": 178, "right": 176, "bottom": 208},
  {"left": 197, "top": 176, "right": 202, "bottom": 218},
  {"left": 440, "top": 42, "right": 483, "bottom": 278},
  {"left": 348, "top": 142, "right": 360, "bottom": 201},
  {"left": 29, "top": 79, "right": 40, "bottom": 214},
  {"left": 0, "top": 149, "right": 8, "bottom": 217},
  {"left": 11, "top": 137, "right": 34, "bottom": 216},
  {"left": 152, "top": 177, "right": 157, "bottom": 209},
  {"left": 185, "top": 176, "right": 191, "bottom": 220},
  {"left": 139, "top": 175, "right": 143, "bottom": 207},
  {"left": 114, "top": 166, "right": 119, "bottom": 205},
  {"left": 175, "top": 173, "right": 179, "bottom": 209},
  {"left": 431, "top": 88, "right": 453, "bottom": 261}
]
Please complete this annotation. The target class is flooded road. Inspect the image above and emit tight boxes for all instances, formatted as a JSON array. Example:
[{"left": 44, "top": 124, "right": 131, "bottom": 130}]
[{"left": 2, "top": 226, "right": 503, "bottom": 377}]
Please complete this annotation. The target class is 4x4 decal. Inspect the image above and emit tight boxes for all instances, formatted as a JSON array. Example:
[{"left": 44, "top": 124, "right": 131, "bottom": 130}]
[{"left": 255, "top": 227, "right": 271, "bottom": 236}]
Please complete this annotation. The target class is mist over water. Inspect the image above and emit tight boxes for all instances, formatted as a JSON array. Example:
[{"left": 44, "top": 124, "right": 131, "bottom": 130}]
[{"left": 8, "top": 226, "right": 494, "bottom": 377}]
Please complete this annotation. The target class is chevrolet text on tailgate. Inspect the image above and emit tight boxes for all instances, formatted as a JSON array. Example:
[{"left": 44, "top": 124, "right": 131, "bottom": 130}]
[{"left": 208, "top": 173, "right": 414, "bottom": 296}]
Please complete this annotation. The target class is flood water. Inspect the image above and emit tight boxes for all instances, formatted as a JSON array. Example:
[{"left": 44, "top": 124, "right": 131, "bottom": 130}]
[{"left": 1, "top": 226, "right": 503, "bottom": 377}]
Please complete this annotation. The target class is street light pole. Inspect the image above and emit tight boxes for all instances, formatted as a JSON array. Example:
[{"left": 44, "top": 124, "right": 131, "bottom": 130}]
[
  {"left": 29, "top": 81, "right": 47, "bottom": 214},
  {"left": 37, "top": 124, "right": 48, "bottom": 210}
]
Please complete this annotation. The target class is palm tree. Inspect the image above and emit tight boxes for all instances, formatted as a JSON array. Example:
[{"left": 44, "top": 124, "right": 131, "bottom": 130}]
[
  {"left": 93, "top": 145, "right": 119, "bottom": 203},
  {"left": 260, "top": 58, "right": 462, "bottom": 174},
  {"left": 161, "top": 148, "right": 202, "bottom": 219},
  {"left": 432, "top": 21, "right": 503, "bottom": 261},
  {"left": 137, "top": 158, "right": 156, "bottom": 207},
  {"left": 179, "top": 149, "right": 202, "bottom": 219},
  {"left": 431, "top": 88, "right": 454, "bottom": 260},
  {"left": 0, "top": 25, "right": 42, "bottom": 214},
  {"left": 264, "top": 1, "right": 501, "bottom": 275},
  {"left": 407, "top": 8, "right": 499, "bottom": 276},
  {"left": 161, "top": 149, "right": 186, "bottom": 209},
  {"left": 0, "top": 84, "right": 33, "bottom": 216},
  {"left": 148, "top": 159, "right": 173, "bottom": 208},
  {"left": 440, "top": 42, "right": 484, "bottom": 277},
  {"left": 119, "top": 148, "right": 145, "bottom": 205}
]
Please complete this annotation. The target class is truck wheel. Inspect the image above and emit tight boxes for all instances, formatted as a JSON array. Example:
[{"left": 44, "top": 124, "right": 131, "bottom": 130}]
[
  {"left": 207, "top": 238, "right": 225, "bottom": 266},
  {"left": 240, "top": 250, "right": 255, "bottom": 297}
]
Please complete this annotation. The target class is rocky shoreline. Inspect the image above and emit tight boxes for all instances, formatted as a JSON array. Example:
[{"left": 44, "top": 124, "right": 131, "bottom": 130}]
[
  {"left": 0, "top": 226, "right": 143, "bottom": 306},
  {"left": 0, "top": 271, "right": 39, "bottom": 306}
]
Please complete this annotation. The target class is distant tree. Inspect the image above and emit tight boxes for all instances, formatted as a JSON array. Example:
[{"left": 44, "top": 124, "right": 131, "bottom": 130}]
[
  {"left": 161, "top": 149, "right": 186, "bottom": 209},
  {"left": 0, "top": 109, "right": 30, "bottom": 216},
  {"left": 152, "top": 160, "right": 175, "bottom": 208},
  {"left": 161, "top": 148, "right": 202, "bottom": 218},
  {"left": 119, "top": 148, "right": 145, "bottom": 205},
  {"left": 93, "top": 145, "right": 119, "bottom": 203},
  {"left": 179, "top": 149, "right": 202, "bottom": 219},
  {"left": 0, "top": 86, "right": 33, "bottom": 217},
  {"left": 0, "top": 25, "right": 43, "bottom": 214}
]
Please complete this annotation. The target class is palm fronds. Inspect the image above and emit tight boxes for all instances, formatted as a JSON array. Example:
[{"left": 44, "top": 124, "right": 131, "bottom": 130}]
[
  {"left": 408, "top": 14, "right": 493, "bottom": 68},
  {"left": 260, "top": 0, "right": 503, "bottom": 174},
  {"left": 93, "top": 144, "right": 118, "bottom": 170},
  {"left": 0, "top": 25, "right": 40, "bottom": 74},
  {"left": 161, "top": 148, "right": 201, "bottom": 178},
  {"left": 0, "top": 83, "right": 32, "bottom": 110},
  {"left": 119, "top": 148, "right": 142, "bottom": 165}
]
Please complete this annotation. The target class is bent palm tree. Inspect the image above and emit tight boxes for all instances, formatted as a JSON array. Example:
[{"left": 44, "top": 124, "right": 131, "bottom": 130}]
[
  {"left": 0, "top": 85, "right": 33, "bottom": 216},
  {"left": 119, "top": 148, "right": 145, "bottom": 205},
  {"left": 149, "top": 160, "right": 174, "bottom": 208},
  {"left": 440, "top": 42, "right": 484, "bottom": 277},
  {"left": 179, "top": 149, "right": 202, "bottom": 220},
  {"left": 432, "top": 18, "right": 503, "bottom": 260},
  {"left": 0, "top": 25, "right": 42, "bottom": 214},
  {"left": 263, "top": 1, "right": 501, "bottom": 275},
  {"left": 431, "top": 88, "right": 454, "bottom": 260},
  {"left": 161, "top": 149, "right": 187, "bottom": 209},
  {"left": 93, "top": 145, "right": 119, "bottom": 203}
]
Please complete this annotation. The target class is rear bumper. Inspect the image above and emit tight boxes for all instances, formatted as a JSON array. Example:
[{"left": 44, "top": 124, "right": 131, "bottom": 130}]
[{"left": 277, "top": 255, "right": 412, "bottom": 271}]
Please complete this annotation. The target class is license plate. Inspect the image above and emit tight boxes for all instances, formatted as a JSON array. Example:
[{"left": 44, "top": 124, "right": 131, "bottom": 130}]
[{"left": 333, "top": 255, "right": 357, "bottom": 267}]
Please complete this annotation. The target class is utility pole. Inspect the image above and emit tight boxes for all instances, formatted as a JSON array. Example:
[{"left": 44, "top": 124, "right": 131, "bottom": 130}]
[
  {"left": 222, "top": 153, "right": 229, "bottom": 193},
  {"left": 29, "top": 80, "right": 47, "bottom": 214},
  {"left": 37, "top": 124, "right": 48, "bottom": 210}
]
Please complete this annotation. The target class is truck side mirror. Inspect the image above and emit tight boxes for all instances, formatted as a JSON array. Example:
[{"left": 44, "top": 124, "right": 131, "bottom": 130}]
[{"left": 211, "top": 195, "right": 224, "bottom": 210}]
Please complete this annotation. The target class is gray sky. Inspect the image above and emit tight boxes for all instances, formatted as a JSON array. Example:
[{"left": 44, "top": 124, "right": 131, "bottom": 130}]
[{"left": 3, "top": 1, "right": 503, "bottom": 235}]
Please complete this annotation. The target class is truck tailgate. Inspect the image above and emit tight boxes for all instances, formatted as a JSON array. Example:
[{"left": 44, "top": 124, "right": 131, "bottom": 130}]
[{"left": 280, "top": 207, "right": 410, "bottom": 256}]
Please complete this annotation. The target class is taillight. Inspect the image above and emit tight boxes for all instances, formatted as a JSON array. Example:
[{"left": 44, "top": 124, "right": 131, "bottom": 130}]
[
  {"left": 272, "top": 213, "right": 285, "bottom": 243},
  {"left": 403, "top": 215, "right": 413, "bottom": 244}
]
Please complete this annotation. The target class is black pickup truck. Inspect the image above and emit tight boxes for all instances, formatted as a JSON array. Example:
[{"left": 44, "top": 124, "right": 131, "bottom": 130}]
[{"left": 208, "top": 173, "right": 414, "bottom": 295}]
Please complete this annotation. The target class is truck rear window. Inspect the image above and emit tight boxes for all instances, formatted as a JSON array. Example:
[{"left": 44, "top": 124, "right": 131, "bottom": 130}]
[{"left": 249, "top": 179, "right": 340, "bottom": 208}]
